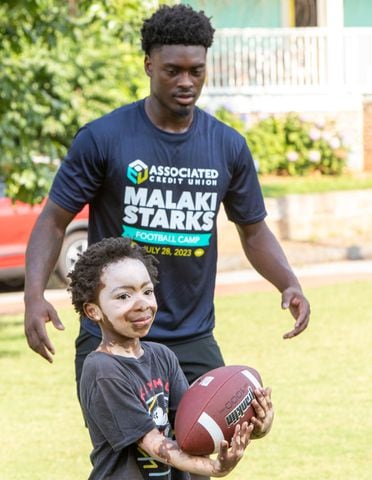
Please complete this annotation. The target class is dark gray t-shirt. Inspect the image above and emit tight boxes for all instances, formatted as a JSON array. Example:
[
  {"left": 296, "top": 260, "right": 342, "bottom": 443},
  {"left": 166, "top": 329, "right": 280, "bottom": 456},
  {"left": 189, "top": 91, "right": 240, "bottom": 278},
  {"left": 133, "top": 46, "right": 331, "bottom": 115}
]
[{"left": 80, "top": 342, "right": 189, "bottom": 480}]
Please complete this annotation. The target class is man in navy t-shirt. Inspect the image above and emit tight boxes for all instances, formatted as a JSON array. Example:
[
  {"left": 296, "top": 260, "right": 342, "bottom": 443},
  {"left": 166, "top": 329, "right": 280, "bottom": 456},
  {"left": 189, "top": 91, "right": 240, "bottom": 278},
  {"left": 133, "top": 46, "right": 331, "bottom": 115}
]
[{"left": 24, "top": 5, "right": 310, "bottom": 388}]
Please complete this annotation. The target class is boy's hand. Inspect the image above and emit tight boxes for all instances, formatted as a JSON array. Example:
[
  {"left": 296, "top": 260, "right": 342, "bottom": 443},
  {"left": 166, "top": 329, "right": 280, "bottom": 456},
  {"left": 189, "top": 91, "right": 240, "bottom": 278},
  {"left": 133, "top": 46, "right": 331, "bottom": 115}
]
[
  {"left": 212, "top": 422, "right": 253, "bottom": 475},
  {"left": 250, "top": 387, "right": 274, "bottom": 439}
]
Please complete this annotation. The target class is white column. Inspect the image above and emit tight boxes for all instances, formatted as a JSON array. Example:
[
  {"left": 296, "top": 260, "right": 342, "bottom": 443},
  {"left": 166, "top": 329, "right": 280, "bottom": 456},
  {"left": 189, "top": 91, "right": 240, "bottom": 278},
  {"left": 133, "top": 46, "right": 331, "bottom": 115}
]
[
  {"left": 317, "top": 0, "right": 345, "bottom": 90},
  {"left": 317, "top": 0, "right": 344, "bottom": 27}
]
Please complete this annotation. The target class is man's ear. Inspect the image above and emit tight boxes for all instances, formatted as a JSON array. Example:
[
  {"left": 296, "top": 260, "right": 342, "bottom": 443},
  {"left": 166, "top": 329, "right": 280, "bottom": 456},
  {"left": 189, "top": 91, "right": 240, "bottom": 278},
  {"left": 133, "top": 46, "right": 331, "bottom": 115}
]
[
  {"left": 84, "top": 303, "right": 102, "bottom": 323},
  {"left": 144, "top": 54, "right": 152, "bottom": 77}
]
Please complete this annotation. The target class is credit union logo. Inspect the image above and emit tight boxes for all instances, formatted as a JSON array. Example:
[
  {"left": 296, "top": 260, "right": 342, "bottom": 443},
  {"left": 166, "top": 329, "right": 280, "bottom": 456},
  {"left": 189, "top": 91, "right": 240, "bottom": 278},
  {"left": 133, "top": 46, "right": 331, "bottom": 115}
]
[{"left": 127, "top": 159, "right": 149, "bottom": 185}]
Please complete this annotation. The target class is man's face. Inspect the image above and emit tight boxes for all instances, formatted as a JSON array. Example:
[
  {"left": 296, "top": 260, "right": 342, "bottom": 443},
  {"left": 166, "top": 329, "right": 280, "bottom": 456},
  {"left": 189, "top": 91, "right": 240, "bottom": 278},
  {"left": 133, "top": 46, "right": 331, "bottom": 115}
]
[{"left": 144, "top": 44, "right": 207, "bottom": 118}]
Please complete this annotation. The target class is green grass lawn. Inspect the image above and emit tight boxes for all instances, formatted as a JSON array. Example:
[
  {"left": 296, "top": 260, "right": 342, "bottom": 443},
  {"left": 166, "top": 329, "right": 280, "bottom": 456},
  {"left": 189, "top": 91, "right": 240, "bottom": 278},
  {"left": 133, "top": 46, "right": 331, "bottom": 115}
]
[
  {"left": 260, "top": 174, "right": 372, "bottom": 197},
  {"left": 1, "top": 280, "right": 371, "bottom": 479}
]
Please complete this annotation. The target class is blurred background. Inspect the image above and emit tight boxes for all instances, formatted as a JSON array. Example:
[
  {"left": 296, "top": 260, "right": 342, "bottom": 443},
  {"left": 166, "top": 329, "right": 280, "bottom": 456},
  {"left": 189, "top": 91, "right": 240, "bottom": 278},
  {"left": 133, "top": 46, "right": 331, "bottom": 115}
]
[
  {"left": 1, "top": 0, "right": 372, "bottom": 290},
  {"left": 0, "top": 1, "right": 371, "bottom": 479}
]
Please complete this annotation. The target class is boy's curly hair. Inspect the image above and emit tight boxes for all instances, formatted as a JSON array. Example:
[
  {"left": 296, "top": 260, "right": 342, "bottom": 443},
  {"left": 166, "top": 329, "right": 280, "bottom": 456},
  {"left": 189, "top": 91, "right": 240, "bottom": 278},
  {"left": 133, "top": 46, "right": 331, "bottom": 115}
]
[
  {"left": 68, "top": 237, "right": 158, "bottom": 317},
  {"left": 141, "top": 4, "right": 215, "bottom": 55}
]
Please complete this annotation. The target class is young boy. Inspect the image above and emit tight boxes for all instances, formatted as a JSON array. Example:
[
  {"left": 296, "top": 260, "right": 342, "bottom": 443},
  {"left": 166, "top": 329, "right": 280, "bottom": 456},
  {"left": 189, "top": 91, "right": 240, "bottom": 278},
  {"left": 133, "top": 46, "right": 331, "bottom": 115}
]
[{"left": 68, "top": 237, "right": 274, "bottom": 479}]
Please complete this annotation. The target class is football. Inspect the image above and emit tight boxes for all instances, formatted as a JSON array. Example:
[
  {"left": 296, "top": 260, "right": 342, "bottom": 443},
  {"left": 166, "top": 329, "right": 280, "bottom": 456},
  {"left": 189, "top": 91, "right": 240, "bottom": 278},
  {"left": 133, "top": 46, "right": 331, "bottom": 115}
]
[{"left": 175, "top": 365, "right": 263, "bottom": 456}]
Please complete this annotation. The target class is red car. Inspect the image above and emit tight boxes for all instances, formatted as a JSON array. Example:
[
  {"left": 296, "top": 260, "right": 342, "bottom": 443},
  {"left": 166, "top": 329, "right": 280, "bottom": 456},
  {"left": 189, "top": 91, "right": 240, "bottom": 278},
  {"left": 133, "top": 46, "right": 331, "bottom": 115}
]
[{"left": 0, "top": 181, "right": 88, "bottom": 286}]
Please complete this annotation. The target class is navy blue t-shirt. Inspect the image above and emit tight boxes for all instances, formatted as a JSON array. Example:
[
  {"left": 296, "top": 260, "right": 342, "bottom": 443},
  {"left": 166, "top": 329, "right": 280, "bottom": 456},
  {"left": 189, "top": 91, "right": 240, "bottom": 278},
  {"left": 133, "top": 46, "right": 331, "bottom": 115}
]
[{"left": 50, "top": 100, "right": 266, "bottom": 341}]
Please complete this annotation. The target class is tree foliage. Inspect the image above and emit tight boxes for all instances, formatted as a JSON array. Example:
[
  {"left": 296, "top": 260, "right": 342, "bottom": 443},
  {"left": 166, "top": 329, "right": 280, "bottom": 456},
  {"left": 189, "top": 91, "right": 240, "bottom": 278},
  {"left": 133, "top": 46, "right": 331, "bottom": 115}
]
[{"left": 0, "top": 0, "right": 154, "bottom": 203}]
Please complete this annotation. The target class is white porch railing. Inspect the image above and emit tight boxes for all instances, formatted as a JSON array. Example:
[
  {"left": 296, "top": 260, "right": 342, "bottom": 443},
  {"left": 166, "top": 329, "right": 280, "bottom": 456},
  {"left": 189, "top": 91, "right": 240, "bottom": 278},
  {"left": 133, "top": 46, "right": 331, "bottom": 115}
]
[{"left": 205, "top": 27, "right": 372, "bottom": 95}]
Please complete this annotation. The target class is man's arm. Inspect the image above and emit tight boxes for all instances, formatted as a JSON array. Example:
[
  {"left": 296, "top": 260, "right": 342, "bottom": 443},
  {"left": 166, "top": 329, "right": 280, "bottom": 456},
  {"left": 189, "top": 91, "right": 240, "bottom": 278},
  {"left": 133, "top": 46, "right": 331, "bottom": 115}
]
[
  {"left": 24, "top": 199, "right": 76, "bottom": 362},
  {"left": 235, "top": 220, "right": 310, "bottom": 338},
  {"left": 138, "top": 422, "right": 252, "bottom": 477}
]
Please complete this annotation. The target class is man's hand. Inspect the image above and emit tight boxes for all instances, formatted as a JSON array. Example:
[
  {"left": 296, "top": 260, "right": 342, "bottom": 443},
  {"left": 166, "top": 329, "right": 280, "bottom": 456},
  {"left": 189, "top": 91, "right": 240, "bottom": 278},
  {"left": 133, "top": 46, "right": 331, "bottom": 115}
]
[
  {"left": 281, "top": 287, "right": 310, "bottom": 338},
  {"left": 235, "top": 221, "right": 311, "bottom": 339},
  {"left": 250, "top": 387, "right": 274, "bottom": 439},
  {"left": 212, "top": 422, "right": 253, "bottom": 476},
  {"left": 24, "top": 298, "right": 65, "bottom": 363},
  {"left": 23, "top": 199, "right": 74, "bottom": 362}
]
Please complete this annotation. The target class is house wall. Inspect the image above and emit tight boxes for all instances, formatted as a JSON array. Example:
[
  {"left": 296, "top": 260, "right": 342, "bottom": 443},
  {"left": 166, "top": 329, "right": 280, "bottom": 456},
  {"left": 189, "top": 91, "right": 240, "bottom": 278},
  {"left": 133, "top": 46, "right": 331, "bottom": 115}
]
[
  {"left": 183, "top": 0, "right": 372, "bottom": 28},
  {"left": 344, "top": 0, "right": 372, "bottom": 26},
  {"left": 181, "top": 0, "right": 282, "bottom": 27}
]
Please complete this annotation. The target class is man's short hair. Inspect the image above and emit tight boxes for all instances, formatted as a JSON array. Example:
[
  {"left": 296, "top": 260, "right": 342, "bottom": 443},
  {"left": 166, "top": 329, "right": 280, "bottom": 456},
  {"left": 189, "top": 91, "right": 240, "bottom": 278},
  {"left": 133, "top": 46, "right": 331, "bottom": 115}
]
[{"left": 141, "top": 4, "right": 215, "bottom": 55}]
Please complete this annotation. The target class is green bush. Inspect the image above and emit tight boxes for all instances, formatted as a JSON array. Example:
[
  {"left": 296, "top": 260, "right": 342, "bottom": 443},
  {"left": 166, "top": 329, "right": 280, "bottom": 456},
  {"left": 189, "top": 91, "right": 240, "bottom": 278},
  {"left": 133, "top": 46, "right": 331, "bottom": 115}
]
[{"left": 214, "top": 108, "right": 349, "bottom": 176}]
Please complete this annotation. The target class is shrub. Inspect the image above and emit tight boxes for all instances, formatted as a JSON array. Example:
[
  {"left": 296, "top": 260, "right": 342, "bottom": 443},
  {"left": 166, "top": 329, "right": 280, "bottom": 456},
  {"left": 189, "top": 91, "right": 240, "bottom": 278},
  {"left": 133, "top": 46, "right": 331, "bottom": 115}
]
[{"left": 214, "top": 108, "right": 349, "bottom": 176}]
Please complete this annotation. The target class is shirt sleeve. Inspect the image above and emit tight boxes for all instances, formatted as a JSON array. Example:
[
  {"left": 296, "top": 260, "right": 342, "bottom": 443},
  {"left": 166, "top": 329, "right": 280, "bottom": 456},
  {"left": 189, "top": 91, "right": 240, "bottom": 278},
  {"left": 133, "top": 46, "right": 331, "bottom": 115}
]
[
  {"left": 87, "top": 377, "right": 156, "bottom": 453},
  {"left": 223, "top": 141, "right": 267, "bottom": 224},
  {"left": 49, "top": 126, "right": 106, "bottom": 213}
]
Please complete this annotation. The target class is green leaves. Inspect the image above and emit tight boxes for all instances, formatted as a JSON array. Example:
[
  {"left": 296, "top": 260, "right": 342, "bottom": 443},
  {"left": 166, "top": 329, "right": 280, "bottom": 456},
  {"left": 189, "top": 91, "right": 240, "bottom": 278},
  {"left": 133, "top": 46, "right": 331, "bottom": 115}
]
[
  {"left": 214, "top": 109, "right": 349, "bottom": 176},
  {"left": 0, "top": 0, "right": 152, "bottom": 204},
  {"left": 5, "top": 160, "right": 56, "bottom": 205}
]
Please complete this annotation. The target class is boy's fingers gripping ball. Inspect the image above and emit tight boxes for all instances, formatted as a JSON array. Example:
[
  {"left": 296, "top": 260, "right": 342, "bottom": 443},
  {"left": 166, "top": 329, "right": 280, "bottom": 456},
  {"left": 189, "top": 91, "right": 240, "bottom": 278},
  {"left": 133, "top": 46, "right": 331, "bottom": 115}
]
[{"left": 175, "top": 365, "right": 263, "bottom": 455}]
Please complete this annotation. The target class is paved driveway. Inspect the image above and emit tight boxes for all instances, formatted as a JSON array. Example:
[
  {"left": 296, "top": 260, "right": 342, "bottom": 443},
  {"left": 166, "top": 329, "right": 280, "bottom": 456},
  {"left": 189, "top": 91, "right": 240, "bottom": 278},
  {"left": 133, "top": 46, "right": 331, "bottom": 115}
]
[{"left": 1, "top": 260, "right": 371, "bottom": 316}]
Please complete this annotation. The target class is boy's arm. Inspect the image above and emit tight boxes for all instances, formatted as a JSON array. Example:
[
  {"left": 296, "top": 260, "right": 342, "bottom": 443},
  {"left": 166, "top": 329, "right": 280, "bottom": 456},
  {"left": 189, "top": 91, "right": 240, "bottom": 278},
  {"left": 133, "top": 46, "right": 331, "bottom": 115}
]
[
  {"left": 138, "top": 422, "right": 253, "bottom": 478},
  {"left": 250, "top": 387, "right": 274, "bottom": 439}
]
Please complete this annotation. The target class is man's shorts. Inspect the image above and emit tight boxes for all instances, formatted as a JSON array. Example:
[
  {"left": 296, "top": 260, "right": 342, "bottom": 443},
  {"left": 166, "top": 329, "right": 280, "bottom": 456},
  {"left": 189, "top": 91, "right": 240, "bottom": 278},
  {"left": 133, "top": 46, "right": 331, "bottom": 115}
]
[{"left": 165, "top": 335, "right": 225, "bottom": 384}]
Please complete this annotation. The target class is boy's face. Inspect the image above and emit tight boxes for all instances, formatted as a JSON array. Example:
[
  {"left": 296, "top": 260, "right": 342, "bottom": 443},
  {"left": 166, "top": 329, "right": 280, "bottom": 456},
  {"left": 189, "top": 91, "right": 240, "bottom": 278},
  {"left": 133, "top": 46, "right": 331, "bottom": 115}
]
[
  {"left": 86, "top": 258, "right": 157, "bottom": 342},
  {"left": 144, "top": 44, "right": 207, "bottom": 119}
]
